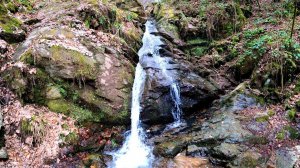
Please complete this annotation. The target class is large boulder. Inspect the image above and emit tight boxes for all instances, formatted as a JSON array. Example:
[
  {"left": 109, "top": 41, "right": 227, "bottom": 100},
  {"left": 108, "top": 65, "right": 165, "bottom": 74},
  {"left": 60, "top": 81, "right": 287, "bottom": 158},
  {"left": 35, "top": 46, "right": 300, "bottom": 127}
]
[{"left": 1, "top": 0, "right": 145, "bottom": 125}]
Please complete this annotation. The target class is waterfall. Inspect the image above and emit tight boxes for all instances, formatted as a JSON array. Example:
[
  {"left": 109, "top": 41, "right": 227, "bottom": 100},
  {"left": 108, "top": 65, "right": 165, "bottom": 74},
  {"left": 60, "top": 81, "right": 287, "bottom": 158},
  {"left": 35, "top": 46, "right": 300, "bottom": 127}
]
[
  {"left": 140, "top": 21, "right": 183, "bottom": 123},
  {"left": 111, "top": 63, "right": 153, "bottom": 168},
  {"left": 111, "top": 20, "right": 183, "bottom": 168}
]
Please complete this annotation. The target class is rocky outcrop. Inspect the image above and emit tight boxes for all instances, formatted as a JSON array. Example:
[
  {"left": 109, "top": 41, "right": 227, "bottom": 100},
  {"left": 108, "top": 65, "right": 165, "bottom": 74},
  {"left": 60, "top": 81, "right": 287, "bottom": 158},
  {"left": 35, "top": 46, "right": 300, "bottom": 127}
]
[
  {"left": 149, "top": 83, "right": 267, "bottom": 166},
  {"left": 140, "top": 50, "right": 219, "bottom": 124},
  {"left": 1, "top": 0, "right": 145, "bottom": 125}
]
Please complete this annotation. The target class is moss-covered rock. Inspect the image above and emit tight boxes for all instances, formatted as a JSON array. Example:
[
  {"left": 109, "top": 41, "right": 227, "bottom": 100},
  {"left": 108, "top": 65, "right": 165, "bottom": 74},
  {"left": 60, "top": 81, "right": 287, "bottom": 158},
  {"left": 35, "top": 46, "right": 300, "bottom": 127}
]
[
  {"left": 154, "top": 136, "right": 192, "bottom": 158},
  {"left": 45, "top": 86, "right": 62, "bottom": 100},
  {"left": 47, "top": 99, "right": 104, "bottom": 123},
  {"left": 10, "top": 23, "right": 134, "bottom": 125},
  {"left": 0, "top": 15, "right": 25, "bottom": 43}
]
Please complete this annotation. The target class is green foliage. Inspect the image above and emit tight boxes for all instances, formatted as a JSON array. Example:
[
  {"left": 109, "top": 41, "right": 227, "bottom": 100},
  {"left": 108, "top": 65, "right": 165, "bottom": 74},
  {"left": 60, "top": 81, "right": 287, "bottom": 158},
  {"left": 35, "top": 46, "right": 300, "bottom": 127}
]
[
  {"left": 276, "top": 129, "right": 285, "bottom": 140},
  {"left": 246, "top": 34, "right": 272, "bottom": 57},
  {"left": 85, "top": 19, "right": 90, "bottom": 28},
  {"left": 287, "top": 109, "right": 296, "bottom": 121},
  {"left": 113, "top": 22, "right": 122, "bottom": 29},
  {"left": 285, "top": 126, "right": 300, "bottom": 139},
  {"left": 60, "top": 132, "right": 79, "bottom": 145},
  {"left": 191, "top": 47, "right": 207, "bottom": 57},
  {"left": 267, "top": 109, "right": 276, "bottom": 116},
  {"left": 58, "top": 86, "right": 67, "bottom": 97},
  {"left": 20, "top": 50, "right": 35, "bottom": 65},
  {"left": 98, "top": 15, "right": 107, "bottom": 25},
  {"left": 125, "top": 12, "right": 136, "bottom": 22},
  {"left": 20, "top": 116, "right": 46, "bottom": 145},
  {"left": 6, "top": 2, "right": 18, "bottom": 13},
  {"left": 0, "top": 3, "right": 8, "bottom": 15}
]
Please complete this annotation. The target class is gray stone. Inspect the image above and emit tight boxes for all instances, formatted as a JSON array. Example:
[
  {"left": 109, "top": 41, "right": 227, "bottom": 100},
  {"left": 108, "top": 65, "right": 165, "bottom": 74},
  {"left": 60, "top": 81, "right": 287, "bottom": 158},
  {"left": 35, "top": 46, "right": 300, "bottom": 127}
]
[
  {"left": 0, "top": 148, "right": 8, "bottom": 159},
  {"left": 0, "top": 40, "right": 8, "bottom": 54},
  {"left": 46, "top": 86, "right": 62, "bottom": 100},
  {"left": 276, "top": 146, "right": 300, "bottom": 168},
  {"left": 212, "top": 143, "right": 243, "bottom": 159},
  {"left": 186, "top": 145, "right": 208, "bottom": 157},
  {"left": 198, "top": 113, "right": 252, "bottom": 143}
]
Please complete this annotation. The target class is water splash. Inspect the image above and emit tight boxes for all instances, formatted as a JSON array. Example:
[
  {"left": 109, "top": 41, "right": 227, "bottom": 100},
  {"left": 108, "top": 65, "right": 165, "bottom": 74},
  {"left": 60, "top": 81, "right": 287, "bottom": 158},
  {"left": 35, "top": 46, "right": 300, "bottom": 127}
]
[
  {"left": 111, "top": 21, "right": 159, "bottom": 168},
  {"left": 111, "top": 63, "right": 153, "bottom": 168}
]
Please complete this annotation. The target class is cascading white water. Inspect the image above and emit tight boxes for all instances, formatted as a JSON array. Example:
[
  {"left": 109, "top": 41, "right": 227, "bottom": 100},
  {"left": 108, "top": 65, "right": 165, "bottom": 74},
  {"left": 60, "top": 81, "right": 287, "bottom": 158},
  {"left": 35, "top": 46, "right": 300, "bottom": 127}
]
[
  {"left": 141, "top": 21, "right": 183, "bottom": 123},
  {"left": 111, "top": 20, "right": 160, "bottom": 168},
  {"left": 111, "top": 20, "right": 183, "bottom": 168},
  {"left": 170, "top": 83, "right": 182, "bottom": 122},
  {"left": 111, "top": 63, "right": 153, "bottom": 168}
]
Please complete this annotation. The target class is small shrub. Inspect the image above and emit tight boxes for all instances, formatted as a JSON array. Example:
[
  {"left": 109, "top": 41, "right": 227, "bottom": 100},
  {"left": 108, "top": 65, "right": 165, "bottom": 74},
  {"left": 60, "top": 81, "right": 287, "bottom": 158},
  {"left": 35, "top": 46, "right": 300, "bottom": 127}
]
[
  {"left": 20, "top": 116, "right": 46, "bottom": 146},
  {"left": 287, "top": 109, "right": 296, "bottom": 121}
]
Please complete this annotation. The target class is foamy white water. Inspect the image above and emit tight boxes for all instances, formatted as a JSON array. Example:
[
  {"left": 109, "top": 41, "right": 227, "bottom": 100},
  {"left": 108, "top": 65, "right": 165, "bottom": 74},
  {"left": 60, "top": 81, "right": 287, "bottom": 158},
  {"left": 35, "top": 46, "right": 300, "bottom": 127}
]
[
  {"left": 112, "top": 63, "right": 153, "bottom": 168},
  {"left": 111, "top": 21, "right": 159, "bottom": 168},
  {"left": 111, "top": 20, "right": 183, "bottom": 168}
]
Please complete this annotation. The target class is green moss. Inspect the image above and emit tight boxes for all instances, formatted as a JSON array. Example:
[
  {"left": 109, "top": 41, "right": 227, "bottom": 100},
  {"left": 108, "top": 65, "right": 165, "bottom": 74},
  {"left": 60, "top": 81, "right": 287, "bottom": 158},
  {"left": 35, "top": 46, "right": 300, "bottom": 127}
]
[
  {"left": 285, "top": 126, "right": 300, "bottom": 139},
  {"left": 20, "top": 49, "right": 35, "bottom": 65},
  {"left": 154, "top": 3, "right": 177, "bottom": 21},
  {"left": 1, "top": 67, "right": 26, "bottom": 97},
  {"left": 20, "top": 118, "right": 34, "bottom": 136},
  {"left": 6, "top": 2, "right": 18, "bottom": 13},
  {"left": 276, "top": 130, "right": 285, "bottom": 140},
  {"left": 85, "top": 0, "right": 99, "bottom": 6},
  {"left": 0, "top": 3, "right": 8, "bottom": 15},
  {"left": 16, "top": 0, "right": 33, "bottom": 10},
  {"left": 0, "top": 15, "right": 22, "bottom": 33},
  {"left": 50, "top": 45, "right": 96, "bottom": 80},
  {"left": 267, "top": 109, "right": 276, "bottom": 117},
  {"left": 82, "top": 154, "right": 103, "bottom": 167},
  {"left": 255, "top": 115, "right": 269, "bottom": 122},
  {"left": 24, "top": 68, "right": 52, "bottom": 104},
  {"left": 47, "top": 99, "right": 71, "bottom": 115},
  {"left": 240, "top": 156, "right": 258, "bottom": 168},
  {"left": 47, "top": 99, "right": 103, "bottom": 124},
  {"left": 159, "top": 21, "right": 180, "bottom": 38}
]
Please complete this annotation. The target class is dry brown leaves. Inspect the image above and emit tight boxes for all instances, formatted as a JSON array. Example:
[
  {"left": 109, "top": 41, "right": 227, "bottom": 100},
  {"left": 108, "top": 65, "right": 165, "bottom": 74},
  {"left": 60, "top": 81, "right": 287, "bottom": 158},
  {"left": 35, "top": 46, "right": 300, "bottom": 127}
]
[{"left": 0, "top": 94, "right": 78, "bottom": 168}]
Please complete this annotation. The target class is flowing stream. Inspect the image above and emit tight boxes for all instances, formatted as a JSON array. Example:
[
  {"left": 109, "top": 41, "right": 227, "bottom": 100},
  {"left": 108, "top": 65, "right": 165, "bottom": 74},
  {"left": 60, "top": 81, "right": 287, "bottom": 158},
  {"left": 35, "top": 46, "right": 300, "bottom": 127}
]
[{"left": 111, "top": 20, "right": 182, "bottom": 168}]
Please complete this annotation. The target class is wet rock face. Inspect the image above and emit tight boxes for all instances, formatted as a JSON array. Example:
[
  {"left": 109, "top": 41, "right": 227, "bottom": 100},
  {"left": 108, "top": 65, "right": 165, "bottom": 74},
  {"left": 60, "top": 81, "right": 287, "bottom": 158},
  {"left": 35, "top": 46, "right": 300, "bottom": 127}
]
[{"left": 140, "top": 46, "right": 219, "bottom": 125}]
